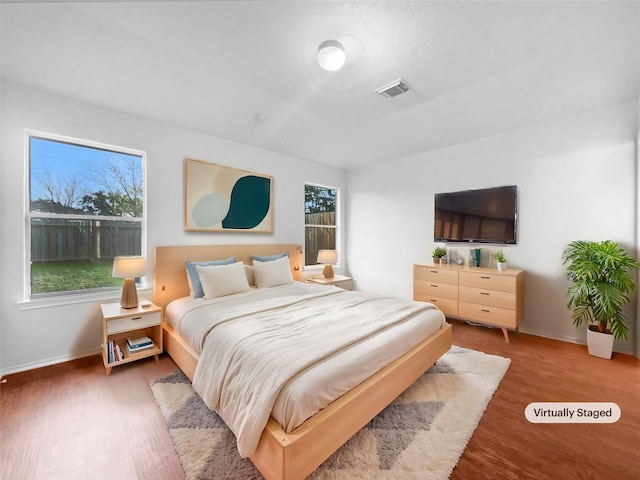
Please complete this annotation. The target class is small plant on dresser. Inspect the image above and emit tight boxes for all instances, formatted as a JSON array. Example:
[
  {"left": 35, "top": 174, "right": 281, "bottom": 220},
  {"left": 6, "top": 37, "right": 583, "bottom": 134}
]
[{"left": 432, "top": 246, "right": 447, "bottom": 264}]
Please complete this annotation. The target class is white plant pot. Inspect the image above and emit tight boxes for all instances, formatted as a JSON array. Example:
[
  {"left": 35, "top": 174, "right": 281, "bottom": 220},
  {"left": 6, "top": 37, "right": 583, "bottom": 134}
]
[
  {"left": 496, "top": 262, "right": 507, "bottom": 271},
  {"left": 587, "top": 327, "right": 614, "bottom": 359}
]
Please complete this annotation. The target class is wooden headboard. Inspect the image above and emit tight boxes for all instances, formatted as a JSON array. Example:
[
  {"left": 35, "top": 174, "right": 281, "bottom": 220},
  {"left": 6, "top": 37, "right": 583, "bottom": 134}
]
[{"left": 153, "top": 244, "right": 303, "bottom": 309}]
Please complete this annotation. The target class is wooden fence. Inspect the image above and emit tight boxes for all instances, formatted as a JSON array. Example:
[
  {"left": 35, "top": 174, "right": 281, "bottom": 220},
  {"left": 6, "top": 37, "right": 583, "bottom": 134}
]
[
  {"left": 305, "top": 212, "right": 335, "bottom": 265},
  {"left": 32, "top": 213, "right": 330, "bottom": 264},
  {"left": 31, "top": 219, "right": 141, "bottom": 262}
]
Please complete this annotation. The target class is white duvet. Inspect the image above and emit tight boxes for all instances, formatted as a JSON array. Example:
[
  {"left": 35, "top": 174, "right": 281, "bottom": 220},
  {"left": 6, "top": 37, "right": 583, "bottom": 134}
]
[{"left": 168, "top": 282, "right": 445, "bottom": 458}]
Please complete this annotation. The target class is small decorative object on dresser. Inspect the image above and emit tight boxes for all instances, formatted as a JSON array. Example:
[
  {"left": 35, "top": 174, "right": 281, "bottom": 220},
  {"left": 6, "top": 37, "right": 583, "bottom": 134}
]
[
  {"left": 494, "top": 249, "right": 507, "bottom": 271},
  {"left": 432, "top": 246, "right": 447, "bottom": 265},
  {"left": 101, "top": 302, "right": 163, "bottom": 375}
]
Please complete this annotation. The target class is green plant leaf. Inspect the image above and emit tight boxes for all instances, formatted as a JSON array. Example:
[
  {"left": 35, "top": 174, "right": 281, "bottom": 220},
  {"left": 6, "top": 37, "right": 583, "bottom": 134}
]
[{"left": 562, "top": 240, "right": 639, "bottom": 341}]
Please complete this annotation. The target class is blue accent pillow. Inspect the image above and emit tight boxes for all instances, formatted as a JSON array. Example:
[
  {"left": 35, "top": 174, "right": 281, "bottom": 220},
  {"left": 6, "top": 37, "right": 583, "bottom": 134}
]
[
  {"left": 185, "top": 257, "right": 235, "bottom": 298},
  {"left": 251, "top": 251, "right": 288, "bottom": 263}
]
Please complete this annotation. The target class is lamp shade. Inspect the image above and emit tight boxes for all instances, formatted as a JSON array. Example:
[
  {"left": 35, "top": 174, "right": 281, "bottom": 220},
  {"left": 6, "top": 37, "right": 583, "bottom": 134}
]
[
  {"left": 317, "top": 250, "right": 337, "bottom": 265},
  {"left": 112, "top": 256, "right": 146, "bottom": 279},
  {"left": 317, "top": 40, "right": 346, "bottom": 71}
]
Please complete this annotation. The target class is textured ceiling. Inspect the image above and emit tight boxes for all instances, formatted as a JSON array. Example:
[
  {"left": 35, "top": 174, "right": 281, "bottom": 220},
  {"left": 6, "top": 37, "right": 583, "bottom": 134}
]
[{"left": 2, "top": 1, "right": 639, "bottom": 170}]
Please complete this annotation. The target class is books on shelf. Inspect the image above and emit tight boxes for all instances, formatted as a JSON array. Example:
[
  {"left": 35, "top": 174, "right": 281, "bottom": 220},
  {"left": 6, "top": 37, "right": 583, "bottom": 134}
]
[
  {"left": 116, "top": 343, "right": 124, "bottom": 361},
  {"left": 125, "top": 342, "right": 154, "bottom": 355},
  {"left": 107, "top": 340, "right": 125, "bottom": 364},
  {"left": 126, "top": 335, "right": 154, "bottom": 354},
  {"left": 127, "top": 335, "right": 152, "bottom": 346},
  {"left": 127, "top": 336, "right": 152, "bottom": 347},
  {"left": 107, "top": 336, "right": 155, "bottom": 364}
]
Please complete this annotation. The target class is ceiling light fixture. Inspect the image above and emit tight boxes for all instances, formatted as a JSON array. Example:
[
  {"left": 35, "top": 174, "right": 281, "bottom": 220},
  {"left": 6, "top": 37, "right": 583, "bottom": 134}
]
[{"left": 317, "top": 40, "right": 346, "bottom": 71}]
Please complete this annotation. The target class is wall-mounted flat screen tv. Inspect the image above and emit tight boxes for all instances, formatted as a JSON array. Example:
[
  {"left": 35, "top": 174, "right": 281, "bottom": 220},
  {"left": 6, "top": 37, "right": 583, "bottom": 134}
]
[{"left": 434, "top": 185, "right": 517, "bottom": 244}]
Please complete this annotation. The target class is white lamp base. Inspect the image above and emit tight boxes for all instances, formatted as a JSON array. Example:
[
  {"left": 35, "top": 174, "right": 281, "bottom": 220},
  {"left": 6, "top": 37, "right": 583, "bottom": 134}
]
[{"left": 120, "top": 278, "right": 139, "bottom": 309}]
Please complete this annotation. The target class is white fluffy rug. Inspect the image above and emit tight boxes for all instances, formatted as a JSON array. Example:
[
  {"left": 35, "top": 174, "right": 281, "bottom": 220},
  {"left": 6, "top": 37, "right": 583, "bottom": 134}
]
[{"left": 152, "top": 346, "right": 510, "bottom": 480}]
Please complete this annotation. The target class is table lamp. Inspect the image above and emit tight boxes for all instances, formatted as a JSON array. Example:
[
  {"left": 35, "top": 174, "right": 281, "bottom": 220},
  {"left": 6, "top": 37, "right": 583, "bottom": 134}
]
[
  {"left": 317, "top": 249, "right": 337, "bottom": 278},
  {"left": 112, "top": 256, "right": 146, "bottom": 309}
]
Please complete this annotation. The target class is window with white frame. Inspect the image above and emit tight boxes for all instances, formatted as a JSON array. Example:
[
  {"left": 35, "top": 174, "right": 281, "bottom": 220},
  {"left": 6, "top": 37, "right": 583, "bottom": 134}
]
[
  {"left": 304, "top": 183, "right": 338, "bottom": 268},
  {"left": 27, "top": 132, "right": 145, "bottom": 297}
]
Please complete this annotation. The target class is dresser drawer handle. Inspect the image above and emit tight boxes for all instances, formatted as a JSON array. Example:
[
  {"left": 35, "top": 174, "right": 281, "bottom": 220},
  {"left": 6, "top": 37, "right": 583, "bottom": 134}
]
[
  {"left": 430, "top": 284, "right": 438, "bottom": 288},
  {"left": 430, "top": 299, "right": 438, "bottom": 303},
  {"left": 480, "top": 292, "right": 490, "bottom": 295},
  {"left": 480, "top": 276, "right": 491, "bottom": 279},
  {"left": 131, "top": 316, "right": 143, "bottom": 320},
  {"left": 481, "top": 309, "right": 490, "bottom": 313},
  {"left": 430, "top": 270, "right": 439, "bottom": 274}
]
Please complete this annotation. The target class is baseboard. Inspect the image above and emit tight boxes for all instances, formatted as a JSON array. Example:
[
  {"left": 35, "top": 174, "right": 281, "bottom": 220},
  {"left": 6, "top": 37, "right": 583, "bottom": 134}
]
[
  {"left": 517, "top": 327, "right": 634, "bottom": 356},
  {"left": 0, "top": 347, "right": 102, "bottom": 378}
]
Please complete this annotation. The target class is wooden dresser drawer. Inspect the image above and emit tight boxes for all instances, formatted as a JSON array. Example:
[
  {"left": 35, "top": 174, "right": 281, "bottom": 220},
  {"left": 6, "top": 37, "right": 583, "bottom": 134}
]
[
  {"left": 413, "top": 264, "right": 523, "bottom": 342},
  {"left": 414, "top": 293, "right": 458, "bottom": 316},
  {"left": 414, "top": 279, "right": 458, "bottom": 300},
  {"left": 459, "top": 302, "right": 516, "bottom": 328},
  {"left": 459, "top": 285, "right": 516, "bottom": 310},
  {"left": 107, "top": 311, "right": 161, "bottom": 335},
  {"left": 413, "top": 265, "right": 458, "bottom": 285},
  {"left": 459, "top": 271, "right": 516, "bottom": 292}
]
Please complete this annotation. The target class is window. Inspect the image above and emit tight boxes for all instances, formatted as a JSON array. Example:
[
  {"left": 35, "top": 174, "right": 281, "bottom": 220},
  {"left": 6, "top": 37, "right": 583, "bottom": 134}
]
[
  {"left": 304, "top": 183, "right": 338, "bottom": 268},
  {"left": 27, "top": 132, "right": 145, "bottom": 297}
]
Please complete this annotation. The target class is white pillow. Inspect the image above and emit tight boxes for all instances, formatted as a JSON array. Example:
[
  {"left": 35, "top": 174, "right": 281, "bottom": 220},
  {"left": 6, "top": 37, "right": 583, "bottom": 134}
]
[
  {"left": 196, "top": 261, "right": 251, "bottom": 298},
  {"left": 253, "top": 255, "right": 294, "bottom": 288},
  {"left": 185, "top": 256, "right": 236, "bottom": 298},
  {"left": 244, "top": 264, "right": 256, "bottom": 286}
]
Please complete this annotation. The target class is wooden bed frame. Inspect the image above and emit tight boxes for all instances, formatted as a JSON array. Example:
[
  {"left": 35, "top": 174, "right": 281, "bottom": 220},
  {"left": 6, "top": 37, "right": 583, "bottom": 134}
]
[{"left": 154, "top": 244, "right": 452, "bottom": 480}]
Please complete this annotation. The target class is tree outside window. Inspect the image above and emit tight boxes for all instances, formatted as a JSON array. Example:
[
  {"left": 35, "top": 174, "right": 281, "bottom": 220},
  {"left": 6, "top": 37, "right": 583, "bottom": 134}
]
[
  {"left": 28, "top": 134, "right": 145, "bottom": 296},
  {"left": 304, "top": 184, "right": 338, "bottom": 267}
]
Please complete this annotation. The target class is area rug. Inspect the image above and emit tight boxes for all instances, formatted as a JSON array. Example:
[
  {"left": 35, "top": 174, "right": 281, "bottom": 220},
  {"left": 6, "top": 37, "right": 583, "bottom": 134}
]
[{"left": 151, "top": 346, "right": 510, "bottom": 480}]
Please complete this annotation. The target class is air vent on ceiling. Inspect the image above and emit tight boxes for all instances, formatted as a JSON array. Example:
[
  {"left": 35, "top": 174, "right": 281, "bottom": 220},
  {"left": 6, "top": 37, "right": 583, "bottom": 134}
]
[{"left": 376, "top": 79, "right": 410, "bottom": 98}]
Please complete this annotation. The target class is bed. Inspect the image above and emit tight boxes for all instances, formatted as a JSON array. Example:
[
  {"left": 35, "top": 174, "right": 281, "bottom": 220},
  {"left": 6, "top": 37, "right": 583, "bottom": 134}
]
[{"left": 154, "top": 244, "right": 452, "bottom": 480}]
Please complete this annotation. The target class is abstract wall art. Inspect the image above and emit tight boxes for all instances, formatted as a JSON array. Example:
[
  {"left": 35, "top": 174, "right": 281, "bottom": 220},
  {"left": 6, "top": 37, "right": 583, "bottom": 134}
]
[{"left": 184, "top": 158, "right": 273, "bottom": 232}]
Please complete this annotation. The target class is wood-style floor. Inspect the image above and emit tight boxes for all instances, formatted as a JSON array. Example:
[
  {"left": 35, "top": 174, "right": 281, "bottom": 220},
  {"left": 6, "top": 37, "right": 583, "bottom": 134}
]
[{"left": 1, "top": 319, "right": 639, "bottom": 480}]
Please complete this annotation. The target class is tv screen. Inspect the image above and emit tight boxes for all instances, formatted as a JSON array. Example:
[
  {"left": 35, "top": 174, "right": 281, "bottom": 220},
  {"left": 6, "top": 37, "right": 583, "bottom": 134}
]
[{"left": 434, "top": 185, "right": 517, "bottom": 244}]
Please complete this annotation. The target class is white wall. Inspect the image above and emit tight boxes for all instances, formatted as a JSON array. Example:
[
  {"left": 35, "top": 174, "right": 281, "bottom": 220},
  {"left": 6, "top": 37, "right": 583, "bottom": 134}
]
[
  {"left": 0, "top": 80, "right": 347, "bottom": 375},
  {"left": 1, "top": 79, "right": 637, "bottom": 375},
  {"left": 636, "top": 104, "right": 640, "bottom": 358},
  {"left": 346, "top": 101, "right": 639, "bottom": 355}
]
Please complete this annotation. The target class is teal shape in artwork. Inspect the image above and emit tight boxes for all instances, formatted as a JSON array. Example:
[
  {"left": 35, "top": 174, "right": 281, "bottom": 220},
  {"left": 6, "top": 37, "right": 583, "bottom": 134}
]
[
  {"left": 222, "top": 176, "right": 270, "bottom": 229},
  {"left": 192, "top": 193, "right": 230, "bottom": 228}
]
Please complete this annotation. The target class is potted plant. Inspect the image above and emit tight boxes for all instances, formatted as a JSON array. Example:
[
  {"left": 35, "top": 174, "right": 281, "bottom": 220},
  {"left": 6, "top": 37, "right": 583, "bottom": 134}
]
[
  {"left": 432, "top": 246, "right": 447, "bottom": 265},
  {"left": 495, "top": 250, "right": 507, "bottom": 271},
  {"left": 562, "top": 240, "right": 640, "bottom": 359}
]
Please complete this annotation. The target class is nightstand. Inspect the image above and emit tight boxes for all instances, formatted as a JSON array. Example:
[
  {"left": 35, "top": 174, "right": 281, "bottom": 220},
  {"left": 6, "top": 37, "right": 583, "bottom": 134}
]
[
  {"left": 307, "top": 274, "right": 353, "bottom": 290},
  {"left": 100, "top": 302, "right": 163, "bottom": 375}
]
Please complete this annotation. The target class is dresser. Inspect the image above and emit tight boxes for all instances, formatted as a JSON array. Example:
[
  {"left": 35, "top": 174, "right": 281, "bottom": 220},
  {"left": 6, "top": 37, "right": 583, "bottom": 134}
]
[{"left": 413, "top": 264, "right": 524, "bottom": 343}]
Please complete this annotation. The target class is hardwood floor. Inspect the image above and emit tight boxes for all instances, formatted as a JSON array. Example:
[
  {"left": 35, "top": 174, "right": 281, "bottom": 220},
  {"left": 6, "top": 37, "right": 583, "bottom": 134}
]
[
  {"left": 1, "top": 320, "right": 638, "bottom": 480},
  {"left": 0, "top": 354, "right": 185, "bottom": 480},
  {"left": 450, "top": 320, "right": 640, "bottom": 480}
]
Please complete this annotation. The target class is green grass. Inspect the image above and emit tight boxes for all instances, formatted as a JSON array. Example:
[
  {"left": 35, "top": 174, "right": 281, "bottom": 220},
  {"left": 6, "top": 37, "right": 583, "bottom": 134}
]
[{"left": 31, "top": 260, "right": 123, "bottom": 294}]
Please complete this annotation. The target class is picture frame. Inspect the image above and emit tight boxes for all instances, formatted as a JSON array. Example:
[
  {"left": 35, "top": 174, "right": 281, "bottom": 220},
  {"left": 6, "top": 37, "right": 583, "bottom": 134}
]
[{"left": 184, "top": 158, "right": 273, "bottom": 233}]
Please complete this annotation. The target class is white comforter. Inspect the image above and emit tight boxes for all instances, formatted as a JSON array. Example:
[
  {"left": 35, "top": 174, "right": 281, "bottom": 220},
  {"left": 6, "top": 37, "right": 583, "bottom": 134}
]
[{"left": 178, "top": 282, "right": 442, "bottom": 457}]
